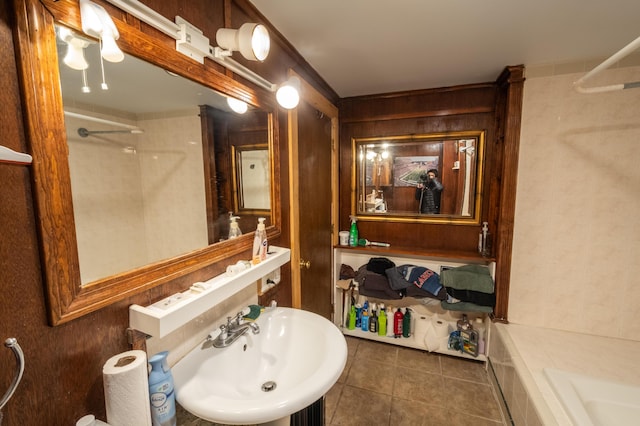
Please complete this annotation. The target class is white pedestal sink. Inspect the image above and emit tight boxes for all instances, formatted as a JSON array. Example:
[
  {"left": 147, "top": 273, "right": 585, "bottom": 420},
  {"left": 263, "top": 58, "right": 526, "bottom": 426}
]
[{"left": 173, "top": 307, "right": 347, "bottom": 425}]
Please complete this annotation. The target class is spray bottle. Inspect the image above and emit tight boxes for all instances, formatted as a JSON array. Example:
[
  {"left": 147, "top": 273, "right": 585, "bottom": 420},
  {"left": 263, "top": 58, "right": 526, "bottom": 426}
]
[
  {"left": 252, "top": 217, "right": 268, "bottom": 264},
  {"left": 369, "top": 303, "right": 378, "bottom": 333},
  {"left": 148, "top": 351, "right": 176, "bottom": 426},
  {"left": 386, "top": 306, "right": 395, "bottom": 337},
  {"left": 348, "top": 216, "right": 359, "bottom": 247},
  {"left": 228, "top": 215, "right": 242, "bottom": 239}
]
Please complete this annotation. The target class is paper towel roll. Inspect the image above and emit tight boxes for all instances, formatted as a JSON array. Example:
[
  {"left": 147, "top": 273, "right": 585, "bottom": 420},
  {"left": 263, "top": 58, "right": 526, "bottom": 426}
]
[
  {"left": 433, "top": 318, "right": 450, "bottom": 339},
  {"left": 103, "top": 350, "right": 152, "bottom": 426}
]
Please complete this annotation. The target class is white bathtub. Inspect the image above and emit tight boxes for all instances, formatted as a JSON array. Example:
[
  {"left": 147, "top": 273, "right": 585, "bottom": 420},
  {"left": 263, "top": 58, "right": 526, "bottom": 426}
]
[
  {"left": 544, "top": 368, "right": 640, "bottom": 426},
  {"left": 489, "top": 323, "right": 640, "bottom": 425}
]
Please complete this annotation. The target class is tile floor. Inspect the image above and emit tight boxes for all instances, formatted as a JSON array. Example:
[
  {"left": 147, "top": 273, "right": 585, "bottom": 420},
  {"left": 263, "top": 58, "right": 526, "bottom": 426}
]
[{"left": 177, "top": 336, "right": 506, "bottom": 426}]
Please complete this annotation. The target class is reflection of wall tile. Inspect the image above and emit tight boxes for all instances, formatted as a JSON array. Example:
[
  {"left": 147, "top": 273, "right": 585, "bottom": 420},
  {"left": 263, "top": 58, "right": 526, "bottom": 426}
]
[{"left": 511, "top": 64, "right": 640, "bottom": 341}]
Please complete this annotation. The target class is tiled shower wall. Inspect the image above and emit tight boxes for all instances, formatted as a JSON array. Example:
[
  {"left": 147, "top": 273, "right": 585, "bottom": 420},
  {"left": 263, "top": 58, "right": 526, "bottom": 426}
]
[{"left": 510, "top": 56, "right": 640, "bottom": 340}]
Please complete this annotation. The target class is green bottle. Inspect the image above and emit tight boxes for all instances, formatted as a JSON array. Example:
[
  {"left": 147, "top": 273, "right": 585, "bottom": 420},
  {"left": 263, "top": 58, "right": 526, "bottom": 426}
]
[
  {"left": 402, "top": 308, "right": 412, "bottom": 338},
  {"left": 348, "top": 216, "right": 358, "bottom": 247},
  {"left": 348, "top": 305, "right": 356, "bottom": 330},
  {"left": 378, "top": 305, "right": 387, "bottom": 336}
]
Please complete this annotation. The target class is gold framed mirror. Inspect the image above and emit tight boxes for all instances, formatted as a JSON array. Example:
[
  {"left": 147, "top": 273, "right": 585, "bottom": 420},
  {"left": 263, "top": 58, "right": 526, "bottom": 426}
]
[
  {"left": 14, "top": 1, "right": 281, "bottom": 325},
  {"left": 232, "top": 144, "right": 271, "bottom": 214},
  {"left": 352, "top": 130, "right": 485, "bottom": 225}
]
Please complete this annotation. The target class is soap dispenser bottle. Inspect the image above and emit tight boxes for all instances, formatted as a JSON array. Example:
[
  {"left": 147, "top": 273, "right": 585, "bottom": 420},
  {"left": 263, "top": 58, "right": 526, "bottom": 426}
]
[
  {"left": 252, "top": 217, "right": 268, "bottom": 264},
  {"left": 228, "top": 215, "right": 242, "bottom": 239},
  {"left": 348, "top": 215, "right": 359, "bottom": 247},
  {"left": 148, "top": 351, "right": 177, "bottom": 426}
]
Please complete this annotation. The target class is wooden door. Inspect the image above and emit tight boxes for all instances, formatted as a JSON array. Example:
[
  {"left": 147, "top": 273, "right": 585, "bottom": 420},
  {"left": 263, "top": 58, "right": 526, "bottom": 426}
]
[{"left": 288, "top": 73, "right": 338, "bottom": 319}]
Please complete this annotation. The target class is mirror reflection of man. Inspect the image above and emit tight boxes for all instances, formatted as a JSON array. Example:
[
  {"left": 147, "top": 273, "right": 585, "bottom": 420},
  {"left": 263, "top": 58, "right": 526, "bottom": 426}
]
[{"left": 415, "top": 169, "right": 443, "bottom": 214}]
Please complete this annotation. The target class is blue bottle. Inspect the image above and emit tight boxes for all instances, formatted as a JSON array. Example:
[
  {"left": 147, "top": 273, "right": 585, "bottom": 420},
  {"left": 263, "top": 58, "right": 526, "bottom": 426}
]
[{"left": 148, "top": 351, "right": 177, "bottom": 426}]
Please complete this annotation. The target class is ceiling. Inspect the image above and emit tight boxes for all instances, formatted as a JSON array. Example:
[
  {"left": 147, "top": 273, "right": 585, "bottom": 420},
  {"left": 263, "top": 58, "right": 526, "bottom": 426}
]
[{"left": 250, "top": 0, "right": 640, "bottom": 98}]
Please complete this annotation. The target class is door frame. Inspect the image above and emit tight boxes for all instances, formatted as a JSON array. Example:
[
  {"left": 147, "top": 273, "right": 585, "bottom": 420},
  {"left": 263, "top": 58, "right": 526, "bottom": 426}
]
[{"left": 287, "top": 70, "right": 339, "bottom": 308}]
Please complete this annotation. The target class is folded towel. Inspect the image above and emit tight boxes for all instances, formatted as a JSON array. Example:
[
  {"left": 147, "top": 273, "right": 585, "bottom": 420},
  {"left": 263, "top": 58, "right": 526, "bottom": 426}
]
[
  {"left": 441, "top": 300, "right": 493, "bottom": 313},
  {"left": 446, "top": 287, "right": 495, "bottom": 307},
  {"left": 441, "top": 264, "right": 494, "bottom": 293}
]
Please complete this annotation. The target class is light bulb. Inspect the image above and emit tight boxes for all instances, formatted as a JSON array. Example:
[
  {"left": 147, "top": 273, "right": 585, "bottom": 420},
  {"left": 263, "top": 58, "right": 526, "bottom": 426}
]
[
  {"left": 101, "top": 33, "right": 124, "bottom": 63},
  {"left": 63, "top": 40, "right": 89, "bottom": 70},
  {"left": 276, "top": 77, "right": 301, "bottom": 109},
  {"left": 249, "top": 24, "right": 270, "bottom": 61},
  {"left": 227, "top": 97, "right": 248, "bottom": 114}
]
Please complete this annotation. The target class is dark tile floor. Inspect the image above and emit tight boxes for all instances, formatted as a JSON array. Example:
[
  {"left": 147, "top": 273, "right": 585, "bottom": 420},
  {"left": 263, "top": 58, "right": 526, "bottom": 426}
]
[
  {"left": 177, "top": 336, "right": 506, "bottom": 426},
  {"left": 325, "top": 336, "right": 505, "bottom": 425}
]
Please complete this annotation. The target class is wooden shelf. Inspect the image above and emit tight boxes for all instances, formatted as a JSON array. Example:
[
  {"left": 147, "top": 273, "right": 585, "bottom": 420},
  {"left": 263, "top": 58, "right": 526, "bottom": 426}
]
[{"left": 333, "top": 244, "right": 494, "bottom": 263}]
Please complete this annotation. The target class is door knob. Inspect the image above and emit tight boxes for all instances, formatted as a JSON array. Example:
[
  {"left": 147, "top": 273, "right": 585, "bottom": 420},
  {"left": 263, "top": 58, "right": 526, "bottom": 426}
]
[{"left": 300, "top": 259, "right": 311, "bottom": 269}]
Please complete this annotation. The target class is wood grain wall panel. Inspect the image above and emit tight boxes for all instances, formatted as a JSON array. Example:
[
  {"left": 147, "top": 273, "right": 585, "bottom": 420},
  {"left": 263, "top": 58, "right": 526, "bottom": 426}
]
[{"left": 0, "top": 0, "right": 297, "bottom": 423}]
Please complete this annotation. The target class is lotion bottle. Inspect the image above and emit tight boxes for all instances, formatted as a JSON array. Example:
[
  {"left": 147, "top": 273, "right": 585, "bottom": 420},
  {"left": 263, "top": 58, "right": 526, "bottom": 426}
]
[
  {"left": 252, "top": 217, "right": 268, "bottom": 264},
  {"left": 228, "top": 215, "right": 242, "bottom": 239},
  {"left": 148, "top": 351, "right": 176, "bottom": 426}
]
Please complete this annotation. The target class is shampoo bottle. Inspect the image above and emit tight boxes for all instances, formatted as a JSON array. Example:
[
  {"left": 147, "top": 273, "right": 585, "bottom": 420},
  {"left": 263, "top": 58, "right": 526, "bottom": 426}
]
[
  {"left": 348, "top": 216, "right": 359, "bottom": 247},
  {"left": 378, "top": 304, "right": 387, "bottom": 336},
  {"left": 394, "top": 308, "right": 404, "bottom": 338},
  {"left": 252, "top": 217, "right": 268, "bottom": 264},
  {"left": 369, "top": 303, "right": 378, "bottom": 333},
  {"left": 228, "top": 215, "right": 242, "bottom": 239},
  {"left": 386, "top": 306, "right": 395, "bottom": 337},
  {"left": 348, "top": 305, "right": 356, "bottom": 330},
  {"left": 402, "top": 308, "right": 412, "bottom": 338},
  {"left": 148, "top": 351, "right": 177, "bottom": 426}
]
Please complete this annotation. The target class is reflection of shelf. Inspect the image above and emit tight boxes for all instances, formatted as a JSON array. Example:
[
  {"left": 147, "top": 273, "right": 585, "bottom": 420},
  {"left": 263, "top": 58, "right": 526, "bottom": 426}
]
[
  {"left": 0, "top": 146, "right": 32, "bottom": 165},
  {"left": 129, "top": 246, "right": 290, "bottom": 337}
]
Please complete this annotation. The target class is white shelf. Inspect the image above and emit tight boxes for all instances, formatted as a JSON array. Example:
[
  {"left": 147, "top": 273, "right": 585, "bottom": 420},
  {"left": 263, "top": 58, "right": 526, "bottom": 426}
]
[
  {"left": 129, "top": 246, "right": 290, "bottom": 337},
  {"left": 340, "top": 323, "right": 487, "bottom": 362}
]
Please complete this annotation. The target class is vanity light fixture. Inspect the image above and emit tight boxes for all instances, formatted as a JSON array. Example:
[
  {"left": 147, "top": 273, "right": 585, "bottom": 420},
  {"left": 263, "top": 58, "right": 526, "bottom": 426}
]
[
  {"left": 80, "top": 0, "right": 124, "bottom": 63},
  {"left": 215, "top": 23, "right": 270, "bottom": 62},
  {"left": 58, "top": 26, "right": 90, "bottom": 70},
  {"left": 226, "top": 97, "right": 249, "bottom": 114},
  {"left": 103, "top": 0, "right": 300, "bottom": 108},
  {"left": 276, "top": 76, "right": 301, "bottom": 110}
]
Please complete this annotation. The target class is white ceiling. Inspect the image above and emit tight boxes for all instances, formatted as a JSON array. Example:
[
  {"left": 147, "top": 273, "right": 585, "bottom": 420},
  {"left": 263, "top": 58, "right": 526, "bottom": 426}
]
[{"left": 250, "top": 0, "right": 640, "bottom": 98}]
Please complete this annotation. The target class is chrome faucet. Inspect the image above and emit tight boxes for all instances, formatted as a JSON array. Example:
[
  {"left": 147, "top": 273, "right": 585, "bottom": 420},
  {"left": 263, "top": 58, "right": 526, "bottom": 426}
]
[{"left": 210, "top": 312, "right": 260, "bottom": 348}]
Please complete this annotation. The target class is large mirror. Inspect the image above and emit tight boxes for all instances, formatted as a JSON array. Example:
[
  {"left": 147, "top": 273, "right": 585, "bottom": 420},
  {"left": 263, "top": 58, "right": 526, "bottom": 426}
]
[
  {"left": 57, "top": 27, "right": 273, "bottom": 285},
  {"left": 14, "top": 0, "right": 280, "bottom": 325},
  {"left": 353, "top": 131, "right": 485, "bottom": 225}
]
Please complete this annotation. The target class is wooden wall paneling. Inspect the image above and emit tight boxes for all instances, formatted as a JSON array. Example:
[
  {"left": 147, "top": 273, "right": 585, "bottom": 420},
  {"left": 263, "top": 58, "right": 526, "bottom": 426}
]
[{"left": 492, "top": 66, "right": 525, "bottom": 322}]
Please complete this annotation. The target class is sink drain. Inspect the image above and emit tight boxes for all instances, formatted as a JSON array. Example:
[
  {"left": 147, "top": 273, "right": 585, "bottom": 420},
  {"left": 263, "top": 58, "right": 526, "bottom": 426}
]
[{"left": 261, "top": 381, "right": 277, "bottom": 392}]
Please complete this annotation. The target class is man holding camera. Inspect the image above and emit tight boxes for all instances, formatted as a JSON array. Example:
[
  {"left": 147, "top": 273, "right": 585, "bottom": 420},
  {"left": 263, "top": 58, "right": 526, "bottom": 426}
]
[{"left": 415, "top": 168, "right": 443, "bottom": 214}]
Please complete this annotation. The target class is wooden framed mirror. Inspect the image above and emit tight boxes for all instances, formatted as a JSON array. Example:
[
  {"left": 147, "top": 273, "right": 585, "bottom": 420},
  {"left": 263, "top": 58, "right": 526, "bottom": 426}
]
[
  {"left": 13, "top": 0, "right": 281, "bottom": 325},
  {"left": 352, "top": 130, "right": 485, "bottom": 225}
]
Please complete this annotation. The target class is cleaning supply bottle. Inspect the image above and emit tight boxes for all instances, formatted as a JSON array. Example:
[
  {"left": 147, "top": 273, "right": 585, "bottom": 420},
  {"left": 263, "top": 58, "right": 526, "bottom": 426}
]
[
  {"left": 228, "top": 215, "right": 242, "bottom": 239},
  {"left": 348, "top": 305, "right": 356, "bottom": 330},
  {"left": 378, "top": 304, "right": 387, "bottom": 336},
  {"left": 361, "top": 309, "right": 369, "bottom": 331},
  {"left": 475, "top": 317, "right": 486, "bottom": 354},
  {"left": 386, "top": 306, "right": 395, "bottom": 337},
  {"left": 348, "top": 216, "right": 359, "bottom": 247},
  {"left": 481, "top": 221, "right": 491, "bottom": 257},
  {"left": 252, "top": 217, "right": 268, "bottom": 264},
  {"left": 148, "top": 351, "right": 176, "bottom": 426},
  {"left": 402, "top": 308, "right": 412, "bottom": 338},
  {"left": 369, "top": 303, "right": 378, "bottom": 333},
  {"left": 394, "top": 308, "right": 404, "bottom": 338}
]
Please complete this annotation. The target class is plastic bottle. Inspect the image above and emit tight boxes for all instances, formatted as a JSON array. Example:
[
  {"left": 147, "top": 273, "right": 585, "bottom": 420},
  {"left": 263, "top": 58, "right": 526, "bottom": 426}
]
[
  {"left": 457, "top": 314, "right": 471, "bottom": 331},
  {"left": 348, "top": 216, "right": 359, "bottom": 247},
  {"left": 252, "top": 217, "right": 268, "bottom": 264},
  {"left": 386, "top": 306, "right": 395, "bottom": 337},
  {"left": 402, "top": 308, "right": 412, "bottom": 338},
  {"left": 369, "top": 303, "right": 378, "bottom": 333},
  {"left": 347, "top": 305, "right": 356, "bottom": 330},
  {"left": 148, "top": 351, "right": 177, "bottom": 426},
  {"left": 377, "top": 304, "right": 387, "bottom": 336},
  {"left": 393, "top": 308, "right": 404, "bottom": 338},
  {"left": 228, "top": 215, "right": 242, "bottom": 239},
  {"left": 481, "top": 221, "right": 491, "bottom": 257},
  {"left": 361, "top": 308, "right": 369, "bottom": 331}
]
